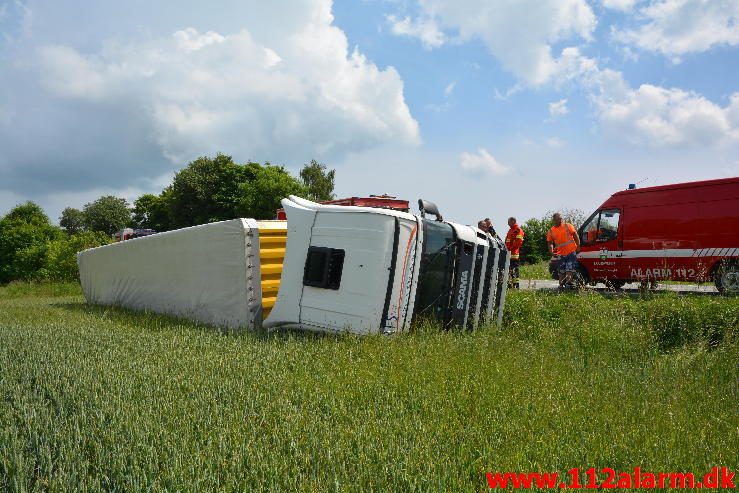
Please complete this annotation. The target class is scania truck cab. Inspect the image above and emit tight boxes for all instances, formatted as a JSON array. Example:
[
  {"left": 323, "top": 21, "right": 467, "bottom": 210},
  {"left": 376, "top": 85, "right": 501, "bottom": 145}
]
[{"left": 264, "top": 196, "right": 509, "bottom": 334}]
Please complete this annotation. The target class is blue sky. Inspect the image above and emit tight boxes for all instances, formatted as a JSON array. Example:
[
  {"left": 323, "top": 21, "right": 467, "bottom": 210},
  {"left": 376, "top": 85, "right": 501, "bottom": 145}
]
[{"left": 1, "top": 0, "right": 738, "bottom": 229}]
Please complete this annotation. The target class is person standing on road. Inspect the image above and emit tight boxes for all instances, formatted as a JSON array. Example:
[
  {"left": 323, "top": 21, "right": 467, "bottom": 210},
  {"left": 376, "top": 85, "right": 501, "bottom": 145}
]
[
  {"left": 504, "top": 217, "right": 524, "bottom": 289},
  {"left": 547, "top": 212, "right": 581, "bottom": 288}
]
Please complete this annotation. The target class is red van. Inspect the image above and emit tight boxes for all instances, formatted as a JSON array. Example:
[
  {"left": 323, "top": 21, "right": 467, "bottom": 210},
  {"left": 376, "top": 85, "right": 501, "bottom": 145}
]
[{"left": 574, "top": 177, "right": 739, "bottom": 293}]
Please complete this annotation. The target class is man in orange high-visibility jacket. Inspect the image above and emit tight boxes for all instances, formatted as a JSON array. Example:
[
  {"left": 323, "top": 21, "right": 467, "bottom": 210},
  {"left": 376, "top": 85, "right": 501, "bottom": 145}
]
[
  {"left": 505, "top": 217, "right": 525, "bottom": 289},
  {"left": 547, "top": 212, "right": 581, "bottom": 288}
]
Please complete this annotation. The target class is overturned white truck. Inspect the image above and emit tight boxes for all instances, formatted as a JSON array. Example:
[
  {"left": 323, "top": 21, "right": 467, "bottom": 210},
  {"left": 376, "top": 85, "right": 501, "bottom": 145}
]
[{"left": 78, "top": 196, "right": 510, "bottom": 334}]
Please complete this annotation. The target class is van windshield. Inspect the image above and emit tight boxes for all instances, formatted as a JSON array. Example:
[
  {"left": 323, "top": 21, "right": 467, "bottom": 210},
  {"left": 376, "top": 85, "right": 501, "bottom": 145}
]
[
  {"left": 580, "top": 209, "right": 621, "bottom": 245},
  {"left": 414, "top": 219, "right": 456, "bottom": 323}
]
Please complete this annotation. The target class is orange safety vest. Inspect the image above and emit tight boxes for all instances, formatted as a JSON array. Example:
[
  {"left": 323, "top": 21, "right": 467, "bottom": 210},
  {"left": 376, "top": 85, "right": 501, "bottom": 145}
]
[
  {"left": 505, "top": 225, "right": 525, "bottom": 260},
  {"left": 547, "top": 223, "right": 578, "bottom": 256}
]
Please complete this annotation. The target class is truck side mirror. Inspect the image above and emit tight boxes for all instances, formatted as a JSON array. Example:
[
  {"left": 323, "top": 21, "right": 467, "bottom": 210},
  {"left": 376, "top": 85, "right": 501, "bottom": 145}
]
[{"left": 418, "top": 199, "right": 443, "bottom": 221}]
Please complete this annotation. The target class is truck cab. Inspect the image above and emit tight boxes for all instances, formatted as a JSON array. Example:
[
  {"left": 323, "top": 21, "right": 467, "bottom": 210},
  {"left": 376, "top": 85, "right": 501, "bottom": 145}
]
[{"left": 264, "top": 196, "right": 509, "bottom": 334}]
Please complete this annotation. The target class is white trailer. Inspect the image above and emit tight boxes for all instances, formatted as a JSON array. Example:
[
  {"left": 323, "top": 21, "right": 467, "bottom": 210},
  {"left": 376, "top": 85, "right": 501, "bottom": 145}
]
[{"left": 78, "top": 196, "right": 510, "bottom": 334}]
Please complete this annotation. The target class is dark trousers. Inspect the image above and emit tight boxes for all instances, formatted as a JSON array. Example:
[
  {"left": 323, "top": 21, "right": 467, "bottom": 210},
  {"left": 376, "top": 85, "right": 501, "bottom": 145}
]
[{"left": 509, "top": 259, "right": 520, "bottom": 289}]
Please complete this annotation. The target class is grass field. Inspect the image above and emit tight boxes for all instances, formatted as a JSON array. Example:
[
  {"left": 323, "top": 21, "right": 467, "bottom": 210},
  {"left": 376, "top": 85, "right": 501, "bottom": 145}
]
[
  {"left": 0, "top": 284, "right": 737, "bottom": 492},
  {"left": 519, "top": 261, "right": 552, "bottom": 280}
]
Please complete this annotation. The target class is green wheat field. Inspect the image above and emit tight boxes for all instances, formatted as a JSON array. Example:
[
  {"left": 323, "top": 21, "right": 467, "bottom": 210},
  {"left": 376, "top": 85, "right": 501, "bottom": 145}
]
[{"left": 1, "top": 283, "right": 737, "bottom": 492}]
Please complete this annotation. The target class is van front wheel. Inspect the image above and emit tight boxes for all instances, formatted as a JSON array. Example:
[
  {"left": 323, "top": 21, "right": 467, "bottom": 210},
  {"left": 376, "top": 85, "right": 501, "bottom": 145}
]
[
  {"left": 605, "top": 280, "right": 626, "bottom": 290},
  {"left": 715, "top": 261, "right": 739, "bottom": 294}
]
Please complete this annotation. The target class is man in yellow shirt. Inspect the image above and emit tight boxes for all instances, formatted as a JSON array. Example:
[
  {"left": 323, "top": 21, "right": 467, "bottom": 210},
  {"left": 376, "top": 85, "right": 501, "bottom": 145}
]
[{"left": 546, "top": 212, "right": 581, "bottom": 288}]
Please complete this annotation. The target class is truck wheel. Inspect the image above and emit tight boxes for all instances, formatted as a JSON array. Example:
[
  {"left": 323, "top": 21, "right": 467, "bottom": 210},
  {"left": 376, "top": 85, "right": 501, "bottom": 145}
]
[{"left": 715, "top": 261, "right": 739, "bottom": 294}]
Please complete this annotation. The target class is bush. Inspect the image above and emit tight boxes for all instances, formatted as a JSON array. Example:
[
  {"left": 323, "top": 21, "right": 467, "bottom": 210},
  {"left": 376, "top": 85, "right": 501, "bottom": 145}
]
[
  {"left": 519, "top": 209, "right": 587, "bottom": 264},
  {"left": 519, "top": 217, "right": 551, "bottom": 264},
  {"left": 43, "top": 231, "right": 111, "bottom": 281},
  {"left": 0, "top": 202, "right": 63, "bottom": 283}
]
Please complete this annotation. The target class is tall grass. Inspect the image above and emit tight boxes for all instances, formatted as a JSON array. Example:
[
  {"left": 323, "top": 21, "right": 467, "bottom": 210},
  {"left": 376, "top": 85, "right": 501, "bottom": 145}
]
[
  {"left": 0, "top": 281, "right": 82, "bottom": 299},
  {"left": 0, "top": 287, "right": 736, "bottom": 492},
  {"left": 519, "top": 260, "right": 551, "bottom": 280}
]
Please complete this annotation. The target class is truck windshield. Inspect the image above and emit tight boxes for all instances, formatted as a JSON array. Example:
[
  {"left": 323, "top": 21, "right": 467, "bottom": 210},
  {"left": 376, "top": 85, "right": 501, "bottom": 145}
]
[{"left": 414, "top": 219, "right": 456, "bottom": 323}]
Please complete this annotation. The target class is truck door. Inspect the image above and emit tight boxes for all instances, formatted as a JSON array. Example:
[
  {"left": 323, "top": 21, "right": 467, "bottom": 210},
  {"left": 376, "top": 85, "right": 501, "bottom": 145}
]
[{"left": 579, "top": 209, "right": 622, "bottom": 282}]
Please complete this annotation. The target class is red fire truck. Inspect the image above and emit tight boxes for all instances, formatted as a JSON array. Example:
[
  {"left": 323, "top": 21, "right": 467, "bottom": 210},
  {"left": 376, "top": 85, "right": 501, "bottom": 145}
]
[
  {"left": 276, "top": 195, "right": 410, "bottom": 219},
  {"left": 572, "top": 177, "right": 739, "bottom": 293}
]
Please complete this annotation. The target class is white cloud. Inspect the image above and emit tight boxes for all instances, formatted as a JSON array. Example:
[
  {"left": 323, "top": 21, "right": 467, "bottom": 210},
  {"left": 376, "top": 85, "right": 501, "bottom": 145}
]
[
  {"left": 386, "top": 14, "right": 446, "bottom": 49},
  {"left": 2, "top": 2, "right": 420, "bottom": 196},
  {"left": 459, "top": 148, "right": 511, "bottom": 175},
  {"left": 546, "top": 47, "right": 739, "bottom": 147},
  {"left": 595, "top": 84, "right": 739, "bottom": 147},
  {"left": 613, "top": 0, "right": 739, "bottom": 59},
  {"left": 549, "top": 99, "right": 569, "bottom": 117},
  {"left": 602, "top": 0, "right": 640, "bottom": 11},
  {"left": 386, "top": 0, "right": 597, "bottom": 85},
  {"left": 38, "top": 46, "right": 107, "bottom": 99}
]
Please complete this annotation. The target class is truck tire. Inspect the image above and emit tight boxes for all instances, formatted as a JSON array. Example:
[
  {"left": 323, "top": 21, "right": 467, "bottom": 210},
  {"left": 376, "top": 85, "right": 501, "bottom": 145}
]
[{"left": 715, "top": 261, "right": 739, "bottom": 294}]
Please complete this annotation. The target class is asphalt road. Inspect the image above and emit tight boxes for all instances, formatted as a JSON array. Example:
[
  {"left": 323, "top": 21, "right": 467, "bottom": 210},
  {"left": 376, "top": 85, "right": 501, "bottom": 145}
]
[{"left": 520, "top": 279, "right": 719, "bottom": 294}]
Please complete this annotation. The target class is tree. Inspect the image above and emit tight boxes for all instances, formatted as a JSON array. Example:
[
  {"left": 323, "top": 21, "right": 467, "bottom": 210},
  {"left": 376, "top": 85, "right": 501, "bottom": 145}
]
[
  {"left": 0, "top": 202, "right": 63, "bottom": 283},
  {"left": 300, "top": 160, "right": 335, "bottom": 201},
  {"left": 518, "top": 208, "right": 589, "bottom": 264},
  {"left": 133, "top": 193, "right": 170, "bottom": 231},
  {"left": 82, "top": 196, "right": 132, "bottom": 235},
  {"left": 555, "top": 208, "right": 587, "bottom": 229},
  {"left": 168, "top": 154, "right": 259, "bottom": 228},
  {"left": 4, "top": 201, "right": 49, "bottom": 225},
  {"left": 44, "top": 231, "right": 110, "bottom": 281},
  {"left": 519, "top": 217, "right": 551, "bottom": 265},
  {"left": 59, "top": 207, "right": 85, "bottom": 234},
  {"left": 236, "top": 164, "right": 307, "bottom": 219}
]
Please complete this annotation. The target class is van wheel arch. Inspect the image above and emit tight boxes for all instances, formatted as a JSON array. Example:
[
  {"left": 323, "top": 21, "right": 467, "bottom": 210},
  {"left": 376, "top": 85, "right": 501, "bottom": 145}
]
[{"left": 713, "top": 259, "right": 739, "bottom": 294}]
